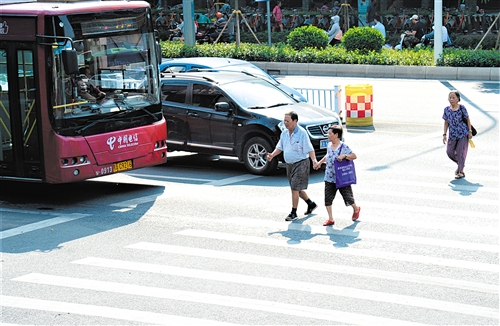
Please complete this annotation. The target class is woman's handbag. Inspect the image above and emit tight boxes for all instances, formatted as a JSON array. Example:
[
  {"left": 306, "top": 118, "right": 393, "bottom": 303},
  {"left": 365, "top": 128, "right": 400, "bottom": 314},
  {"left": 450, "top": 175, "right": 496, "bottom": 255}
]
[
  {"left": 461, "top": 106, "right": 477, "bottom": 136},
  {"left": 334, "top": 144, "right": 357, "bottom": 188}
]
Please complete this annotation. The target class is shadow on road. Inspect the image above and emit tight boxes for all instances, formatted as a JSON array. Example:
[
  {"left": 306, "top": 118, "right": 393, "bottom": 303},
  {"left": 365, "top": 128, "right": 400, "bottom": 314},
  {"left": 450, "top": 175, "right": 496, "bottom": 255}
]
[{"left": 0, "top": 180, "right": 164, "bottom": 254}]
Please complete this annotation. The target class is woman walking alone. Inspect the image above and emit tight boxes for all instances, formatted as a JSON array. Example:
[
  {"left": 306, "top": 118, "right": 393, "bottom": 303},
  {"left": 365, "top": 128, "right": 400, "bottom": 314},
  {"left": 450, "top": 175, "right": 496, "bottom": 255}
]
[
  {"left": 272, "top": 1, "right": 283, "bottom": 32},
  {"left": 442, "top": 90, "right": 473, "bottom": 179}
]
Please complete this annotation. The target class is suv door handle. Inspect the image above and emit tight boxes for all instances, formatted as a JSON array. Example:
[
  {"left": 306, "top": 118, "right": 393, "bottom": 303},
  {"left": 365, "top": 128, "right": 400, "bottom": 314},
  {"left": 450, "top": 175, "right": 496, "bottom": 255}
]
[{"left": 187, "top": 112, "right": 198, "bottom": 117}]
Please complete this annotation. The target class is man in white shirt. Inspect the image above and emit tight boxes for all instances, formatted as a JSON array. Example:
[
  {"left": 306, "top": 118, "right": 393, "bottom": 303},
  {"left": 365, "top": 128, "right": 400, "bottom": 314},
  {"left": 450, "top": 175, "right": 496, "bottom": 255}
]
[
  {"left": 372, "top": 15, "right": 386, "bottom": 41},
  {"left": 422, "top": 24, "right": 452, "bottom": 47}
]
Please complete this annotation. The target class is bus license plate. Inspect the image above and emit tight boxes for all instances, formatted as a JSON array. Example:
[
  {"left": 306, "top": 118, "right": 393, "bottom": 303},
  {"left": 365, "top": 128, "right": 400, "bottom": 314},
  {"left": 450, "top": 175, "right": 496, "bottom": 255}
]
[
  {"left": 320, "top": 139, "right": 329, "bottom": 149},
  {"left": 113, "top": 160, "right": 133, "bottom": 172}
]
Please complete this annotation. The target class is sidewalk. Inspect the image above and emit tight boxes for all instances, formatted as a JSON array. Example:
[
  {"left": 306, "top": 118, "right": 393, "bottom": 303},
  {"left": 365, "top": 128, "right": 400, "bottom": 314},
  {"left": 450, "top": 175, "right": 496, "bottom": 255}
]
[{"left": 252, "top": 62, "right": 499, "bottom": 81}]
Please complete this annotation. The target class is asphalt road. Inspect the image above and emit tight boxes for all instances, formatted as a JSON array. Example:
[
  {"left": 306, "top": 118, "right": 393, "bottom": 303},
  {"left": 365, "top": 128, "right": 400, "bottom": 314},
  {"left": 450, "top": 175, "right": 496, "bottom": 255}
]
[{"left": 0, "top": 76, "right": 498, "bottom": 325}]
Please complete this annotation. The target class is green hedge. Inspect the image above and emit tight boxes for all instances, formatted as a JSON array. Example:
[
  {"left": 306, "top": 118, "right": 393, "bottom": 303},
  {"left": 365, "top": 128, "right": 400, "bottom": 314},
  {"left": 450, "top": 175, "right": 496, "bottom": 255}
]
[{"left": 160, "top": 41, "right": 499, "bottom": 67}]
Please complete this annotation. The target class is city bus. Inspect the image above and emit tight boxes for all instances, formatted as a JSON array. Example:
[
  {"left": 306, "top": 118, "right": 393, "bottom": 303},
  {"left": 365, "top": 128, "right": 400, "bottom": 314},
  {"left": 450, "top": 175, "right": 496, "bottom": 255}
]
[{"left": 0, "top": 0, "right": 167, "bottom": 183}]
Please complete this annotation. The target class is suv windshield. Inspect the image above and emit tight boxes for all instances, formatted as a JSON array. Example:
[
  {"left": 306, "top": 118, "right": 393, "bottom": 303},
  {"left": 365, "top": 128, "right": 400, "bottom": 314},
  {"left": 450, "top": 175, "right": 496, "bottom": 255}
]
[
  {"left": 48, "top": 11, "right": 160, "bottom": 135},
  {"left": 222, "top": 79, "right": 295, "bottom": 108}
]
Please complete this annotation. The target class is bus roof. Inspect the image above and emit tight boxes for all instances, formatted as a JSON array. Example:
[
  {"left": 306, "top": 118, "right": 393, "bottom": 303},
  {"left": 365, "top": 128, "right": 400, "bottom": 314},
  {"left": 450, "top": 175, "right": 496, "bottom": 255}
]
[{"left": 0, "top": 0, "right": 150, "bottom": 15}]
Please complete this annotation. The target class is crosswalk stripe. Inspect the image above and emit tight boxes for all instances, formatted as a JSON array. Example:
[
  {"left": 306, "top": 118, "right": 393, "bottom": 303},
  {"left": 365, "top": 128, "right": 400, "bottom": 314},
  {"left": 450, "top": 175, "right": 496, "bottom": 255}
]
[
  {"left": 353, "top": 188, "right": 497, "bottom": 205},
  {"left": 351, "top": 200, "right": 498, "bottom": 222},
  {"left": 218, "top": 217, "right": 498, "bottom": 252},
  {"left": 10, "top": 273, "right": 432, "bottom": 325},
  {"left": 442, "top": 162, "right": 499, "bottom": 170},
  {"left": 175, "top": 230, "right": 499, "bottom": 273},
  {"left": 126, "top": 243, "right": 498, "bottom": 294},
  {"left": 377, "top": 179, "right": 499, "bottom": 193},
  {"left": 73, "top": 256, "right": 499, "bottom": 319},
  {"left": 0, "top": 295, "right": 237, "bottom": 325},
  {"left": 0, "top": 213, "right": 89, "bottom": 240},
  {"left": 354, "top": 167, "right": 499, "bottom": 182}
]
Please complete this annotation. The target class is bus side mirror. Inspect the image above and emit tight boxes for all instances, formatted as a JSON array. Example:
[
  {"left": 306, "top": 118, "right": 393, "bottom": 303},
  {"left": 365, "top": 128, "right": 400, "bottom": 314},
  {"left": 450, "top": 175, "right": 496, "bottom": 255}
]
[
  {"left": 156, "top": 42, "right": 162, "bottom": 64},
  {"left": 62, "top": 49, "right": 79, "bottom": 75}
]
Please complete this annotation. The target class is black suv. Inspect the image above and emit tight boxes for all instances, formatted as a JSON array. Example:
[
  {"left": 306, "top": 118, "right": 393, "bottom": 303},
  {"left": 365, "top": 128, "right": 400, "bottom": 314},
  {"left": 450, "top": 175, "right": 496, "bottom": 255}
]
[{"left": 160, "top": 71, "right": 341, "bottom": 175}]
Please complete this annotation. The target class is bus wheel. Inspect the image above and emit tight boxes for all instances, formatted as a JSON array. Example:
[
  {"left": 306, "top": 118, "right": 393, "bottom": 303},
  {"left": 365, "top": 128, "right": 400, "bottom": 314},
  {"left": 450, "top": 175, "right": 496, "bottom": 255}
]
[{"left": 243, "top": 137, "right": 277, "bottom": 175}]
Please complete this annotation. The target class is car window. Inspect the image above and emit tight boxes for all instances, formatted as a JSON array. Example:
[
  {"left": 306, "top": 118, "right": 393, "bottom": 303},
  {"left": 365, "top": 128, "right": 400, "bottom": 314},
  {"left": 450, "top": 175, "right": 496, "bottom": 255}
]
[
  {"left": 162, "top": 65, "right": 187, "bottom": 73},
  {"left": 222, "top": 80, "right": 294, "bottom": 108},
  {"left": 192, "top": 84, "right": 222, "bottom": 109},
  {"left": 161, "top": 84, "right": 187, "bottom": 103}
]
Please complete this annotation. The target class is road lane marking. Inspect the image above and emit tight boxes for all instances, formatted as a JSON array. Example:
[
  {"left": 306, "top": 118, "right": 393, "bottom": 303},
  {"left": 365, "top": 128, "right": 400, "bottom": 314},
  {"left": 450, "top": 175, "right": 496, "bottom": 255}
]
[
  {"left": 0, "top": 213, "right": 89, "bottom": 240},
  {"left": 11, "top": 273, "right": 430, "bottom": 326},
  {"left": 204, "top": 174, "right": 263, "bottom": 186},
  {"left": 329, "top": 200, "right": 498, "bottom": 230},
  {"left": 175, "top": 230, "right": 499, "bottom": 273},
  {"left": 217, "top": 217, "right": 498, "bottom": 252},
  {"left": 377, "top": 179, "right": 499, "bottom": 194},
  {"left": 0, "top": 295, "right": 237, "bottom": 326},
  {"left": 352, "top": 188, "right": 497, "bottom": 205},
  {"left": 127, "top": 243, "right": 498, "bottom": 294},
  {"left": 73, "top": 257, "right": 499, "bottom": 319},
  {"left": 109, "top": 174, "right": 262, "bottom": 208}
]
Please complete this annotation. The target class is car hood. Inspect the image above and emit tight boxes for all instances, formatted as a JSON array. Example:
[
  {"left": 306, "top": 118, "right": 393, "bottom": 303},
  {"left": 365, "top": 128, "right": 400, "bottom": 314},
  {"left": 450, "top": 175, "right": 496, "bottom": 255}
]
[{"left": 254, "top": 102, "right": 341, "bottom": 125}]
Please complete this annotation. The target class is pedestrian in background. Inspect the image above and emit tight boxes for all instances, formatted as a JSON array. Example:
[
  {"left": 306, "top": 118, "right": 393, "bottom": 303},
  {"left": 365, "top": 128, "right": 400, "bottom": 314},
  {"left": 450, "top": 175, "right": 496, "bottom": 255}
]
[
  {"left": 313, "top": 125, "right": 360, "bottom": 226},
  {"left": 272, "top": 1, "right": 283, "bottom": 32},
  {"left": 442, "top": 90, "right": 472, "bottom": 179},
  {"left": 267, "top": 111, "right": 318, "bottom": 221},
  {"left": 372, "top": 14, "right": 386, "bottom": 42},
  {"left": 366, "top": 0, "right": 377, "bottom": 26},
  {"left": 326, "top": 15, "right": 342, "bottom": 46}
]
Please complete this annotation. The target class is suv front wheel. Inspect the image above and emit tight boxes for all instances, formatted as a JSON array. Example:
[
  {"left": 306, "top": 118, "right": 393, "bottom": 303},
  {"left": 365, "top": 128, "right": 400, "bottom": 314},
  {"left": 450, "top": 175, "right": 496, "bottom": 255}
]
[{"left": 243, "top": 136, "right": 277, "bottom": 175}]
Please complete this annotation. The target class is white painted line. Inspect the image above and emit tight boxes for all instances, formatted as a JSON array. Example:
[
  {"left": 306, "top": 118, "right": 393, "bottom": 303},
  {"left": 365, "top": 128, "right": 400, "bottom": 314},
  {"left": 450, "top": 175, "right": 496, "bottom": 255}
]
[
  {"left": 109, "top": 194, "right": 162, "bottom": 207},
  {"left": 263, "top": 201, "right": 498, "bottom": 227},
  {"left": 175, "top": 230, "right": 499, "bottom": 273},
  {"left": 0, "top": 208, "right": 61, "bottom": 216},
  {"left": 442, "top": 162, "right": 499, "bottom": 171},
  {"left": 377, "top": 179, "right": 499, "bottom": 194},
  {"left": 353, "top": 188, "right": 497, "bottom": 205},
  {"left": 343, "top": 200, "right": 498, "bottom": 222},
  {"left": 126, "top": 173, "right": 213, "bottom": 183},
  {"left": 0, "top": 214, "right": 89, "bottom": 240},
  {"left": 219, "top": 217, "right": 498, "bottom": 252},
  {"left": 355, "top": 166, "right": 499, "bottom": 182},
  {"left": 11, "top": 273, "right": 429, "bottom": 326},
  {"left": 205, "top": 174, "right": 263, "bottom": 186},
  {"left": 73, "top": 256, "right": 499, "bottom": 319},
  {"left": 127, "top": 243, "right": 498, "bottom": 294},
  {"left": 355, "top": 132, "right": 443, "bottom": 154},
  {"left": 0, "top": 295, "right": 238, "bottom": 326}
]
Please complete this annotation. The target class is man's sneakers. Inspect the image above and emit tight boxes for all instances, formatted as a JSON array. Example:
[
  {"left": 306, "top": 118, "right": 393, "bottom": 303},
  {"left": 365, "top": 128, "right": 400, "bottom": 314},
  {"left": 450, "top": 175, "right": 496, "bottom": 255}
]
[
  {"left": 305, "top": 202, "right": 317, "bottom": 215},
  {"left": 285, "top": 212, "right": 298, "bottom": 221},
  {"left": 285, "top": 202, "right": 317, "bottom": 221}
]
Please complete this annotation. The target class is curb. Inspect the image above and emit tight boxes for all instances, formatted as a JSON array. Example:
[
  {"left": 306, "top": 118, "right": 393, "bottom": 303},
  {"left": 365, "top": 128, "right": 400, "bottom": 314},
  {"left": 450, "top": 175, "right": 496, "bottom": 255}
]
[{"left": 252, "top": 62, "right": 499, "bottom": 81}]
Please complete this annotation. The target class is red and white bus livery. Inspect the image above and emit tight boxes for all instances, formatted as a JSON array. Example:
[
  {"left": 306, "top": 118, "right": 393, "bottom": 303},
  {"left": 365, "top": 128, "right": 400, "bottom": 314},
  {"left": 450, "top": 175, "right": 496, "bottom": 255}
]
[{"left": 0, "top": 0, "right": 167, "bottom": 183}]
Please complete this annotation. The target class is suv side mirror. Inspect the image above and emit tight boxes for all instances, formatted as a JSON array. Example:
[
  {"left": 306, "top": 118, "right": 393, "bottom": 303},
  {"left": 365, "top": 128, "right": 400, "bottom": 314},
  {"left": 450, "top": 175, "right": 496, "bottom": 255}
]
[{"left": 215, "top": 102, "right": 232, "bottom": 114}]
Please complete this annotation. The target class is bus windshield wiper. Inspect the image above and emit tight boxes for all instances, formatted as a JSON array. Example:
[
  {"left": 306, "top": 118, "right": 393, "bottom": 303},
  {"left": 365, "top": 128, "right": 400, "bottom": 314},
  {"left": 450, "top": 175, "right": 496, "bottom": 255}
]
[{"left": 75, "top": 111, "right": 127, "bottom": 135}]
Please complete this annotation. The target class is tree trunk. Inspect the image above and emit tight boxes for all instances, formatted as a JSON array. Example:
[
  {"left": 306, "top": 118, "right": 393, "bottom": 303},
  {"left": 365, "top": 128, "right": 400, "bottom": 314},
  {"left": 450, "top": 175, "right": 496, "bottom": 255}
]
[
  {"left": 421, "top": 0, "right": 432, "bottom": 10},
  {"left": 463, "top": 0, "right": 477, "bottom": 12},
  {"left": 303, "top": 0, "right": 309, "bottom": 12},
  {"left": 379, "top": 0, "right": 389, "bottom": 11}
]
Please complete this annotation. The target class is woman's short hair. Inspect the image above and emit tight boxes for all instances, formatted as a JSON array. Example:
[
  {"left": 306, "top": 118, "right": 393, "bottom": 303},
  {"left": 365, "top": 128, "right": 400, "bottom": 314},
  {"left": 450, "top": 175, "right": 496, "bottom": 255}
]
[
  {"left": 450, "top": 90, "right": 461, "bottom": 101},
  {"left": 329, "top": 124, "right": 343, "bottom": 139}
]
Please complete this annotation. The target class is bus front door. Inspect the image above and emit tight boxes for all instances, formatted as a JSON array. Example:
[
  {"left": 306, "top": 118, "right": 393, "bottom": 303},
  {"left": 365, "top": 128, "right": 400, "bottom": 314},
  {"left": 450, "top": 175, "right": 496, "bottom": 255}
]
[{"left": 0, "top": 43, "right": 43, "bottom": 181}]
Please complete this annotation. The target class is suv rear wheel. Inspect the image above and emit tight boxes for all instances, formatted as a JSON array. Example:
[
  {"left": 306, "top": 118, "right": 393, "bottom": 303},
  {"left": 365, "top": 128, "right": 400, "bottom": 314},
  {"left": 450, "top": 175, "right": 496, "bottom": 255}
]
[{"left": 243, "top": 137, "right": 277, "bottom": 175}]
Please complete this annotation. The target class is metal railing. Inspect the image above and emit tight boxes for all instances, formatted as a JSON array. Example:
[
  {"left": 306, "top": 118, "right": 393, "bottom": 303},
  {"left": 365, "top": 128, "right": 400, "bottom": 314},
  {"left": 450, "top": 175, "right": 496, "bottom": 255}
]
[{"left": 296, "top": 86, "right": 343, "bottom": 121}]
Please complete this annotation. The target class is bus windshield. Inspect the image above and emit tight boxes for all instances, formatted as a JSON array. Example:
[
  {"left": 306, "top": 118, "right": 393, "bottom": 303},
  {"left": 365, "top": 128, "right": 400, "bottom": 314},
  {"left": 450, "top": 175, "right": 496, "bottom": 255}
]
[{"left": 49, "top": 11, "right": 161, "bottom": 136}]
